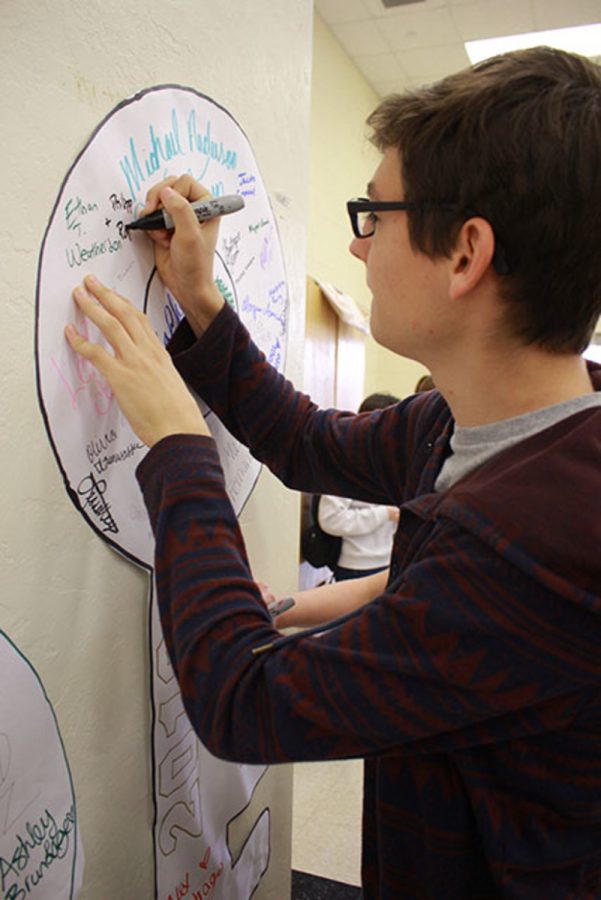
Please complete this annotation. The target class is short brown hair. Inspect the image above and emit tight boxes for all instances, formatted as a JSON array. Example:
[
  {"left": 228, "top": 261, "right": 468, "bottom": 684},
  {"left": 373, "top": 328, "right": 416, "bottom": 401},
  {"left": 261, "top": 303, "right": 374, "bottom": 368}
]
[
  {"left": 367, "top": 47, "right": 601, "bottom": 353},
  {"left": 359, "top": 392, "right": 400, "bottom": 412},
  {"left": 414, "top": 375, "right": 435, "bottom": 393}
]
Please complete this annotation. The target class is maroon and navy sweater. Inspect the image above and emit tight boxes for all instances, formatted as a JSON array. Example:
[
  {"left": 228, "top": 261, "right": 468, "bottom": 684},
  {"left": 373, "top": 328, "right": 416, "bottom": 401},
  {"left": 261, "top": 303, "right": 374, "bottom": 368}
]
[{"left": 137, "top": 303, "right": 601, "bottom": 899}]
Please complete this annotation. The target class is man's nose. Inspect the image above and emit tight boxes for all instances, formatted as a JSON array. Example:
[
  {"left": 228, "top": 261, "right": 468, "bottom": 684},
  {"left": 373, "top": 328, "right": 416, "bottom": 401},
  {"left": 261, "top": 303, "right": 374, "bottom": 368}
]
[{"left": 349, "top": 235, "right": 368, "bottom": 261}]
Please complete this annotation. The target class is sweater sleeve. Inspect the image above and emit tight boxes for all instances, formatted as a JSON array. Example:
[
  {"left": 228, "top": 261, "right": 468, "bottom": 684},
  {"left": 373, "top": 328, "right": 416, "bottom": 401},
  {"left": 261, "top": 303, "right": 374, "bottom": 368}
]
[
  {"left": 166, "top": 305, "right": 418, "bottom": 506},
  {"left": 136, "top": 435, "right": 595, "bottom": 766}
]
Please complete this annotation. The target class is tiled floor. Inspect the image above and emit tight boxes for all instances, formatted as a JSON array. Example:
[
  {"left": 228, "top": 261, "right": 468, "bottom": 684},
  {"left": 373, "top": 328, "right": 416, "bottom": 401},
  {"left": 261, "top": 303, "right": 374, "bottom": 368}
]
[{"left": 291, "top": 758, "right": 363, "bottom": 887}]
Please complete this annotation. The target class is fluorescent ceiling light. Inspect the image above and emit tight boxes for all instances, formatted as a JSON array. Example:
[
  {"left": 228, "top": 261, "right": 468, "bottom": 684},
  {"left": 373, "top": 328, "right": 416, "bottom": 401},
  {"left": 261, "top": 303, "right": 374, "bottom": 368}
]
[{"left": 465, "top": 23, "right": 601, "bottom": 65}]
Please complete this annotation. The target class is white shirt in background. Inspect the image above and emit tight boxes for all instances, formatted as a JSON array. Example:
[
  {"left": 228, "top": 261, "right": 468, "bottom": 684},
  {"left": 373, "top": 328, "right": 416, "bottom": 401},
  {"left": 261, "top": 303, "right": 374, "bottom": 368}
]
[{"left": 318, "top": 495, "right": 397, "bottom": 572}]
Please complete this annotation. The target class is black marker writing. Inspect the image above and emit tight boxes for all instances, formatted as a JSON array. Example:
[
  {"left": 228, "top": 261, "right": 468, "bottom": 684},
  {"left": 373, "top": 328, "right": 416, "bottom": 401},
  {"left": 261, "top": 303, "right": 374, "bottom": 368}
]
[
  {"left": 91, "top": 441, "right": 145, "bottom": 476},
  {"left": 0, "top": 805, "right": 75, "bottom": 897},
  {"left": 77, "top": 473, "right": 119, "bottom": 534},
  {"left": 109, "top": 192, "right": 133, "bottom": 213},
  {"left": 86, "top": 429, "right": 118, "bottom": 464}
]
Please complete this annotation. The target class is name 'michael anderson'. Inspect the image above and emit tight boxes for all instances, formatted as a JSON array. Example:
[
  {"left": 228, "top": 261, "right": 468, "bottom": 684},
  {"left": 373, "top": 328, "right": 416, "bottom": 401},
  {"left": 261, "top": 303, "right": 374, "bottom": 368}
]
[{"left": 0, "top": 805, "right": 75, "bottom": 899}]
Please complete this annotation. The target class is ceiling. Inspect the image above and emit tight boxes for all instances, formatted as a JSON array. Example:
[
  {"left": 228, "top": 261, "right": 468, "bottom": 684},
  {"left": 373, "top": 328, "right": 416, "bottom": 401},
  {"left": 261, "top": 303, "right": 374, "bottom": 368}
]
[{"left": 314, "top": 0, "right": 601, "bottom": 96}]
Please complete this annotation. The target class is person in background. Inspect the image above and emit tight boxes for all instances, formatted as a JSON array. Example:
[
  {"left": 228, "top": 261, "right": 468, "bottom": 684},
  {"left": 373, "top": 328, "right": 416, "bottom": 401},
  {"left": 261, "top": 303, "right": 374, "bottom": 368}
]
[
  {"left": 66, "top": 47, "right": 601, "bottom": 899},
  {"left": 273, "top": 383, "right": 433, "bottom": 624},
  {"left": 318, "top": 392, "right": 400, "bottom": 581},
  {"left": 273, "top": 387, "right": 428, "bottom": 620},
  {"left": 414, "top": 373, "right": 435, "bottom": 392}
]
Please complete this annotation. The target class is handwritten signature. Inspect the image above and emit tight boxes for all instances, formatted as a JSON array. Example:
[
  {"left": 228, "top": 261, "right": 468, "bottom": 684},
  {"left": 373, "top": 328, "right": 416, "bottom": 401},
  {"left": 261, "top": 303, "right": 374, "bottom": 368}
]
[
  {"left": 222, "top": 232, "right": 241, "bottom": 268},
  {"left": 166, "top": 856, "right": 224, "bottom": 900},
  {"left": 52, "top": 311, "right": 115, "bottom": 417},
  {"left": 76, "top": 473, "right": 119, "bottom": 534},
  {"left": 0, "top": 804, "right": 75, "bottom": 896}
]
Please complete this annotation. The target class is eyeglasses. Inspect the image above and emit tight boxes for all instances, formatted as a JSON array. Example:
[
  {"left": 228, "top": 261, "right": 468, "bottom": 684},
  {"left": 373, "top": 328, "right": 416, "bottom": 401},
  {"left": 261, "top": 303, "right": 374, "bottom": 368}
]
[
  {"left": 347, "top": 197, "right": 462, "bottom": 240},
  {"left": 346, "top": 197, "right": 510, "bottom": 275}
]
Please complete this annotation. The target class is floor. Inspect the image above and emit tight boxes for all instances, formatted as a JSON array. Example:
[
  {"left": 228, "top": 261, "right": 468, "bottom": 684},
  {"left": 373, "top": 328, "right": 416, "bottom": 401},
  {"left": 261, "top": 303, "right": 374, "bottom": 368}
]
[
  {"left": 290, "top": 870, "right": 361, "bottom": 899},
  {"left": 291, "top": 758, "right": 363, "bottom": 891},
  {"left": 290, "top": 567, "right": 363, "bottom": 896}
]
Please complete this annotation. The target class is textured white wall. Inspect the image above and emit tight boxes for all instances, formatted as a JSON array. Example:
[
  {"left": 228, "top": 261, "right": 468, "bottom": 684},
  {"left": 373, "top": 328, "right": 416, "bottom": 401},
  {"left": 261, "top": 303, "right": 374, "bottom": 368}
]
[{"left": 0, "top": 1, "right": 312, "bottom": 897}]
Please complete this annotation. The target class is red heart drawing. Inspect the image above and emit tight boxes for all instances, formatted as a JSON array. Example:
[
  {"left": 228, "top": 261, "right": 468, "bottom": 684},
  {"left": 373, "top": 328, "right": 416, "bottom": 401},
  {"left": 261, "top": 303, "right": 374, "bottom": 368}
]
[{"left": 199, "top": 847, "right": 211, "bottom": 870}]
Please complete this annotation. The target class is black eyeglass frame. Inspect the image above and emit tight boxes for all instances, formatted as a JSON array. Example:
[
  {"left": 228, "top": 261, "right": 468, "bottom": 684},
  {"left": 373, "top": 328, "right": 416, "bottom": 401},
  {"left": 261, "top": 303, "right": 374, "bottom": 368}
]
[{"left": 346, "top": 197, "right": 510, "bottom": 275}]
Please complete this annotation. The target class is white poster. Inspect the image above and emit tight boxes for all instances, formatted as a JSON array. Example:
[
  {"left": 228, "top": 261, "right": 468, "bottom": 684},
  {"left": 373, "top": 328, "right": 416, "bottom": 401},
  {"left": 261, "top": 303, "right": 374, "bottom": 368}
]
[
  {"left": 151, "top": 591, "right": 269, "bottom": 900},
  {"left": 0, "top": 631, "right": 84, "bottom": 900},
  {"left": 35, "top": 86, "right": 288, "bottom": 898},
  {"left": 36, "top": 85, "right": 288, "bottom": 569}
]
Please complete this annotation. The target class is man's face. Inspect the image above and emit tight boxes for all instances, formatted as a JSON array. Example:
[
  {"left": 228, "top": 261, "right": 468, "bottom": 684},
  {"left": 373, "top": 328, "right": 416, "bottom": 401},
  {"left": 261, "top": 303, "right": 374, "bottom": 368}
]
[{"left": 350, "top": 148, "right": 450, "bottom": 362}]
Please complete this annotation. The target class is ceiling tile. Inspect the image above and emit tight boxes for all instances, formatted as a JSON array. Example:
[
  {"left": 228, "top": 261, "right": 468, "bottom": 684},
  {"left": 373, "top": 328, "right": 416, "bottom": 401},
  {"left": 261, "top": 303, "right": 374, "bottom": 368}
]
[
  {"left": 314, "top": 0, "right": 370, "bottom": 26},
  {"left": 531, "top": 0, "right": 601, "bottom": 30},
  {"left": 362, "top": 0, "right": 447, "bottom": 15},
  {"left": 354, "top": 52, "right": 408, "bottom": 82},
  {"left": 375, "top": 5, "right": 462, "bottom": 49},
  {"left": 397, "top": 42, "right": 471, "bottom": 78},
  {"left": 332, "top": 18, "right": 391, "bottom": 55},
  {"left": 314, "top": 0, "right": 601, "bottom": 103},
  {"left": 451, "top": 0, "right": 536, "bottom": 42},
  {"left": 371, "top": 77, "right": 416, "bottom": 96}
]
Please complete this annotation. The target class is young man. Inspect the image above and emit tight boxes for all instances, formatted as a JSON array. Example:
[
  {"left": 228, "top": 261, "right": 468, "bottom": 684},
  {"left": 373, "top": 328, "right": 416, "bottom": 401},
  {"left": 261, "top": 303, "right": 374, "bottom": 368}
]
[{"left": 67, "top": 47, "right": 601, "bottom": 898}]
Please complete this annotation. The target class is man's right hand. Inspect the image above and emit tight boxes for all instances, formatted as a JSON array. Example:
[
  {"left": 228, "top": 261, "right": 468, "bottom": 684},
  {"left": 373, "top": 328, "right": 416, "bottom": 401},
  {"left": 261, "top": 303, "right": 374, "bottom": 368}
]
[{"left": 141, "top": 175, "right": 225, "bottom": 337}]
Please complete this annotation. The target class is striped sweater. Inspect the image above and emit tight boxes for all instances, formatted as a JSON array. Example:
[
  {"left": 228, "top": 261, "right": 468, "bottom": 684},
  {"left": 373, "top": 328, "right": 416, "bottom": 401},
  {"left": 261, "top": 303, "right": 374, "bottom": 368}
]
[{"left": 137, "top": 303, "right": 601, "bottom": 899}]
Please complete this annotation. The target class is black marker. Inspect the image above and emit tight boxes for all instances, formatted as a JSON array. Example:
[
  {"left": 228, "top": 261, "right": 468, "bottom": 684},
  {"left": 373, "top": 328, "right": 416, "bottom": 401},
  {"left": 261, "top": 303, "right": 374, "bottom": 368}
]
[
  {"left": 267, "top": 597, "right": 295, "bottom": 618},
  {"left": 126, "top": 194, "right": 245, "bottom": 231}
]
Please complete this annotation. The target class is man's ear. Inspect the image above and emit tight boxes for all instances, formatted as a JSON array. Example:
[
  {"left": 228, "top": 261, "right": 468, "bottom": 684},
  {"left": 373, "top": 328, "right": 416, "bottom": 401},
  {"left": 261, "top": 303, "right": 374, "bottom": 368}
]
[{"left": 448, "top": 218, "right": 496, "bottom": 300}]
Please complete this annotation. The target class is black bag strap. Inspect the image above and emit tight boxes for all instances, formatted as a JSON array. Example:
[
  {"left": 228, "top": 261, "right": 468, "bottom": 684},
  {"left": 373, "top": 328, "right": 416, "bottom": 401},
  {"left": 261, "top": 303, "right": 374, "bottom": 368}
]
[{"left": 311, "top": 494, "right": 321, "bottom": 522}]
